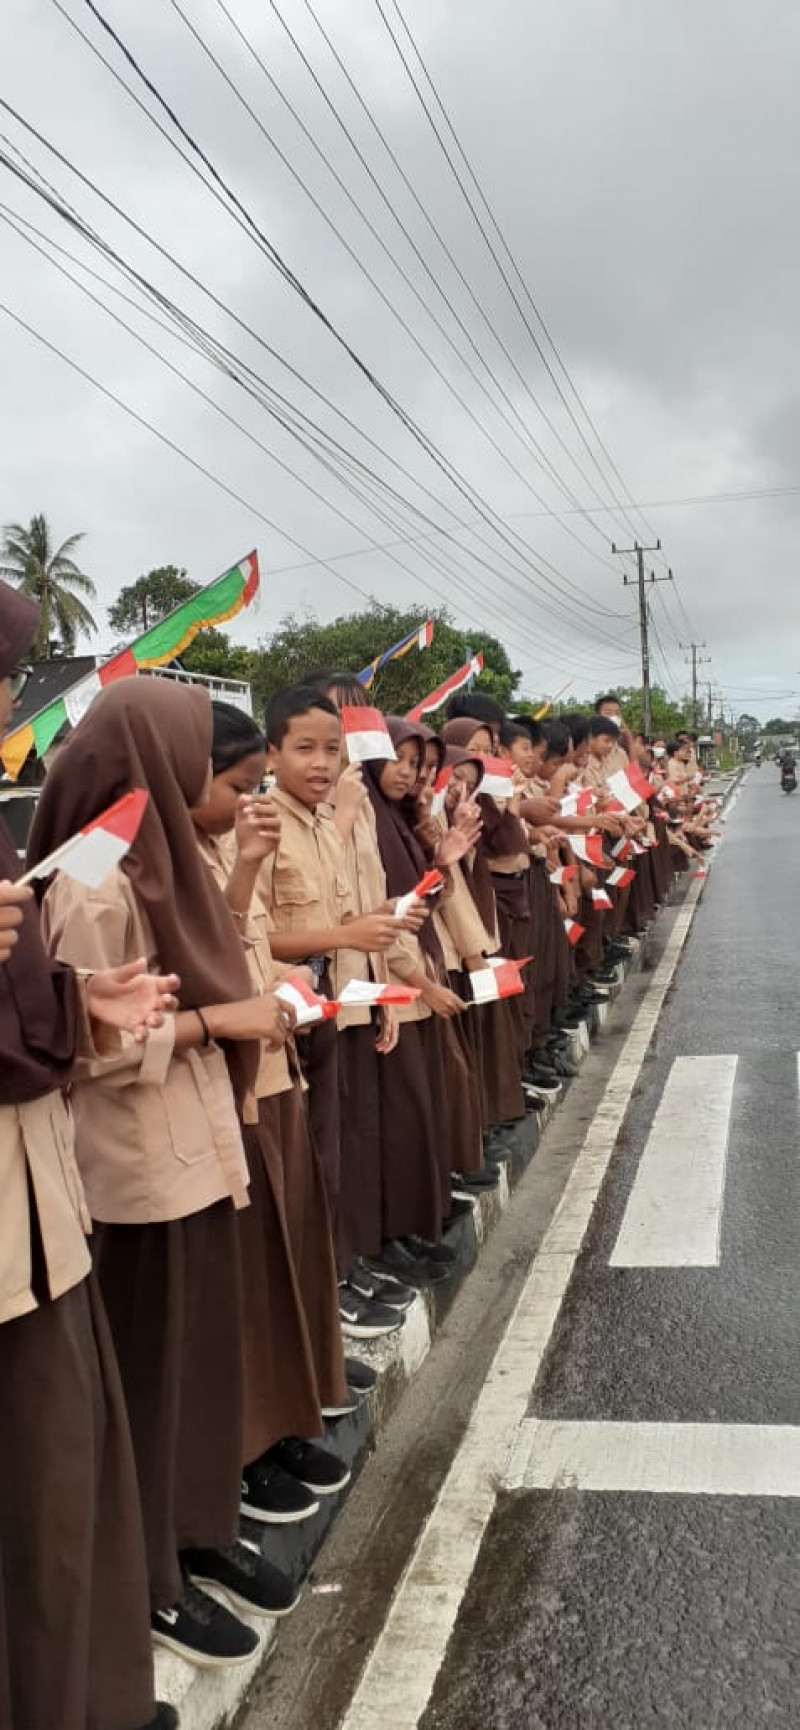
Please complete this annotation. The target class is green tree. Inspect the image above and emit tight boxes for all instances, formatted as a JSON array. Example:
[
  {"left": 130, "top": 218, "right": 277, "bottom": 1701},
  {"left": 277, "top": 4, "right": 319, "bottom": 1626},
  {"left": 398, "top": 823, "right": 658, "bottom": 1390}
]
[
  {"left": 107, "top": 565, "right": 196, "bottom": 636},
  {"left": 249, "top": 605, "right": 520, "bottom": 720},
  {"left": 736, "top": 714, "right": 759, "bottom": 736},
  {"left": 1, "top": 513, "right": 97, "bottom": 656}
]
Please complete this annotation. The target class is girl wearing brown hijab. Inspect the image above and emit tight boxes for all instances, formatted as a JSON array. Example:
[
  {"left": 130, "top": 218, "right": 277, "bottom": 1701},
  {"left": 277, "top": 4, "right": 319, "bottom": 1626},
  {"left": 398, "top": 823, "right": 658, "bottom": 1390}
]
[
  {"left": 29, "top": 677, "right": 301, "bottom": 1669},
  {"left": 0, "top": 582, "right": 180, "bottom": 1730}
]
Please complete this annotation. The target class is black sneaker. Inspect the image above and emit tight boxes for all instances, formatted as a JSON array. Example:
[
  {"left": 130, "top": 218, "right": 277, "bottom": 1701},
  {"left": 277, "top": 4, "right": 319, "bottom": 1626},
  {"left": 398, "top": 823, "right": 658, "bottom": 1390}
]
[
  {"left": 267, "top": 1437, "right": 351, "bottom": 1496},
  {"left": 241, "top": 1459, "right": 320, "bottom": 1525},
  {"left": 339, "top": 1287, "right": 405, "bottom": 1338},
  {"left": 151, "top": 1582, "right": 259, "bottom": 1668},
  {"left": 452, "top": 1167, "right": 500, "bottom": 1190},
  {"left": 321, "top": 1386, "right": 360, "bottom": 1418},
  {"left": 362, "top": 1243, "right": 449, "bottom": 1289},
  {"left": 345, "top": 1260, "right": 416, "bottom": 1311},
  {"left": 344, "top": 1356, "right": 378, "bottom": 1395},
  {"left": 137, "top": 1708, "right": 179, "bottom": 1730},
  {"left": 184, "top": 1540, "right": 300, "bottom": 1619},
  {"left": 402, "top": 1233, "right": 458, "bottom": 1267}
]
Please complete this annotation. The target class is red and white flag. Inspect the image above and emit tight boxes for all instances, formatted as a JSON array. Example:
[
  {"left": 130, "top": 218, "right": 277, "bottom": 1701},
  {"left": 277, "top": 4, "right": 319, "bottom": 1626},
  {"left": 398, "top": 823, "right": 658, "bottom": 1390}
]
[
  {"left": 559, "top": 787, "right": 595, "bottom": 817},
  {"left": 468, "top": 955, "right": 530, "bottom": 1004},
  {"left": 591, "top": 886, "right": 613, "bottom": 910},
  {"left": 606, "top": 865, "right": 635, "bottom": 888},
  {"left": 478, "top": 756, "right": 515, "bottom": 800},
  {"left": 417, "top": 620, "right": 434, "bottom": 650},
  {"left": 657, "top": 783, "right": 679, "bottom": 804},
  {"left": 394, "top": 868, "right": 445, "bottom": 920},
  {"left": 406, "top": 654, "right": 484, "bottom": 722},
  {"left": 341, "top": 705, "right": 396, "bottom": 764},
  {"left": 275, "top": 973, "right": 339, "bottom": 1027},
  {"left": 549, "top": 862, "right": 578, "bottom": 885},
  {"left": 611, "top": 836, "right": 634, "bottom": 861},
  {"left": 564, "top": 917, "right": 585, "bottom": 946},
  {"left": 606, "top": 764, "right": 655, "bottom": 813},
  {"left": 430, "top": 765, "right": 452, "bottom": 818},
  {"left": 21, "top": 789, "right": 149, "bottom": 889},
  {"left": 570, "top": 832, "right": 608, "bottom": 869},
  {"left": 338, "top": 980, "right": 421, "bottom": 1008}
]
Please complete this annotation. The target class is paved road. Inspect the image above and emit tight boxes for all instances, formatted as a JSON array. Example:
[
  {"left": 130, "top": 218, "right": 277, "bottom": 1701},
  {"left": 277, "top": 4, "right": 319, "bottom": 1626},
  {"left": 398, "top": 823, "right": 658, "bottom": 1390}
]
[{"left": 415, "top": 768, "right": 800, "bottom": 1728}]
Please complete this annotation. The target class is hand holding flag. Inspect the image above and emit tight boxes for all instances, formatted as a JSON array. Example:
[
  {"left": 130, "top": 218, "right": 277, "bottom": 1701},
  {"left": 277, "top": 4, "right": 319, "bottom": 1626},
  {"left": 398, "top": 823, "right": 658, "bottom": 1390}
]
[{"left": 394, "top": 868, "right": 445, "bottom": 920}]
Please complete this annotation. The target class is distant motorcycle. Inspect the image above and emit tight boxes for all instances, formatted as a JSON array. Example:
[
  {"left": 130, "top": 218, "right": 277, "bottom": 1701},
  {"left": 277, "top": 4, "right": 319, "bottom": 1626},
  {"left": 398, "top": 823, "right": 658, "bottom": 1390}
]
[{"left": 781, "top": 759, "right": 797, "bottom": 793}]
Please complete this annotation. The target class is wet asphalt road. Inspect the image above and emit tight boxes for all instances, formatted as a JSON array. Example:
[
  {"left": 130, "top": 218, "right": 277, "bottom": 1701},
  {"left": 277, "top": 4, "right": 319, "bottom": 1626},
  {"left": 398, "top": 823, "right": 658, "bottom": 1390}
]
[{"left": 421, "top": 769, "right": 800, "bottom": 1729}]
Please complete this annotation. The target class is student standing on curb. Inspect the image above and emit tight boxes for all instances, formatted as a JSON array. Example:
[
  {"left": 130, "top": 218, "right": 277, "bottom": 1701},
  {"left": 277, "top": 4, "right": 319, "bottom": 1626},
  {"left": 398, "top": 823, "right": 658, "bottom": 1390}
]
[{"left": 0, "top": 582, "right": 180, "bottom": 1730}]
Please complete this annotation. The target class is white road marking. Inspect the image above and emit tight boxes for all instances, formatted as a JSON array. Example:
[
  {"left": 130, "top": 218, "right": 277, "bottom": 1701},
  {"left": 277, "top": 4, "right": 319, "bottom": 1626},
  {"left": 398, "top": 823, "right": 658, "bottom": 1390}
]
[
  {"left": 339, "top": 873, "right": 709, "bottom": 1730},
  {"left": 505, "top": 1419, "right": 800, "bottom": 1498},
  {"left": 609, "top": 1055, "right": 737, "bottom": 1267}
]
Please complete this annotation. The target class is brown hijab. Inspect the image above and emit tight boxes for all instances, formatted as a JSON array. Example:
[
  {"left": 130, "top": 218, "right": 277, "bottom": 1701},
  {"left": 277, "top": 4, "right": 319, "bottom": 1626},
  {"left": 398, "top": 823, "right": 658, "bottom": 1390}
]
[
  {"left": 0, "top": 582, "right": 79, "bottom": 1104},
  {"left": 364, "top": 717, "right": 444, "bottom": 971},
  {"left": 443, "top": 747, "right": 497, "bottom": 935},
  {"left": 441, "top": 717, "right": 491, "bottom": 752},
  {"left": 28, "top": 677, "right": 257, "bottom": 1095}
]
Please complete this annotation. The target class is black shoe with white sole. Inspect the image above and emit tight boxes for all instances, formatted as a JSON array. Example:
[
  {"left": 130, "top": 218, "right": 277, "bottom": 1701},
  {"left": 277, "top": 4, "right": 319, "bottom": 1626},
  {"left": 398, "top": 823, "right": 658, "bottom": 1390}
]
[
  {"left": 266, "top": 1437, "right": 351, "bottom": 1496},
  {"left": 362, "top": 1243, "right": 449, "bottom": 1289},
  {"left": 344, "top": 1356, "right": 377, "bottom": 1394},
  {"left": 401, "top": 1233, "right": 458, "bottom": 1267},
  {"left": 339, "top": 1287, "right": 405, "bottom": 1338},
  {"left": 138, "top": 1708, "right": 179, "bottom": 1730},
  {"left": 184, "top": 1539, "right": 300, "bottom": 1620},
  {"left": 151, "top": 1582, "right": 259, "bottom": 1668},
  {"left": 241, "top": 1459, "right": 320, "bottom": 1525},
  {"left": 346, "top": 1260, "right": 416, "bottom": 1310},
  {"left": 452, "top": 1166, "right": 501, "bottom": 1190},
  {"left": 320, "top": 1387, "right": 360, "bottom": 1419}
]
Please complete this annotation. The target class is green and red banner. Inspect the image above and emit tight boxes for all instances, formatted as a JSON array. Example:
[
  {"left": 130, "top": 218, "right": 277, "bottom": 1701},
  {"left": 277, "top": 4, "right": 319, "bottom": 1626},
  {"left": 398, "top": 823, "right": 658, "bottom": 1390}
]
[{"left": 1, "top": 551, "right": 259, "bottom": 779}]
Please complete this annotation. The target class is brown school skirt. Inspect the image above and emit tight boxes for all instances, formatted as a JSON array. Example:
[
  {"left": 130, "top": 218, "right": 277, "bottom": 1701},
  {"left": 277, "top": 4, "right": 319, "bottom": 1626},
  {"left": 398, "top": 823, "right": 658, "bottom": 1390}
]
[
  {"left": 449, "top": 966, "right": 489, "bottom": 1129},
  {"left": 527, "top": 859, "right": 553, "bottom": 1051},
  {"left": 93, "top": 1198, "right": 243, "bottom": 1611},
  {"left": 378, "top": 1018, "right": 444, "bottom": 1242},
  {"left": 0, "top": 1275, "right": 155, "bottom": 1730},
  {"left": 275, "top": 1084, "right": 348, "bottom": 1412},
  {"left": 491, "top": 871, "right": 531, "bottom": 1067},
  {"left": 429, "top": 1007, "right": 484, "bottom": 1179},
  {"left": 240, "top": 1100, "right": 323, "bottom": 1462},
  {"left": 478, "top": 995, "right": 525, "bottom": 1124},
  {"left": 338, "top": 1021, "right": 382, "bottom": 1264}
]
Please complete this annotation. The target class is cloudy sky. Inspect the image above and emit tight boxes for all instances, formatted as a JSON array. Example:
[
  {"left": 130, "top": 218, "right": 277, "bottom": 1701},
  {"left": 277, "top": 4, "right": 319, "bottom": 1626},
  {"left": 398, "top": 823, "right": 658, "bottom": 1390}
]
[{"left": 2, "top": 0, "right": 799, "bottom": 716}]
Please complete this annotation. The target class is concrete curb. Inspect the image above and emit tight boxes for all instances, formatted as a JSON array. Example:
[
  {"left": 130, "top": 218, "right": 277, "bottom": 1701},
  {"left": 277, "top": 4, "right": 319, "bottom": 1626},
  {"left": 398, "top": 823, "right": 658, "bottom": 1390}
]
[{"left": 158, "top": 779, "right": 740, "bottom": 1726}]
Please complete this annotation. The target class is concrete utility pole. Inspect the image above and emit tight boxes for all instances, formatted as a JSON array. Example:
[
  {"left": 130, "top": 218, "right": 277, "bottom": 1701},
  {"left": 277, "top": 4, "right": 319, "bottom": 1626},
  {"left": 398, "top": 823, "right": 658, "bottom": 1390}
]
[
  {"left": 680, "top": 641, "right": 709, "bottom": 729},
  {"left": 611, "top": 540, "right": 671, "bottom": 735}
]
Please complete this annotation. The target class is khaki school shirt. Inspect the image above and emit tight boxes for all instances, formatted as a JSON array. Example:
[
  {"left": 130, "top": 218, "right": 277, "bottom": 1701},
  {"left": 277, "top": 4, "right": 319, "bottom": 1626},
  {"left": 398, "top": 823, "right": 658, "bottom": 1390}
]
[
  {"left": 258, "top": 788, "right": 351, "bottom": 950},
  {"left": 203, "top": 835, "right": 295, "bottom": 1101},
  {"left": 42, "top": 870, "right": 249, "bottom": 1225}
]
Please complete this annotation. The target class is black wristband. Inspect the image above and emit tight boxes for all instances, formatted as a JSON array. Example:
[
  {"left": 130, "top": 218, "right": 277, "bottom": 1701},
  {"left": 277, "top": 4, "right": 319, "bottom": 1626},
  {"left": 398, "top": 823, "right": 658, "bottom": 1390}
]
[{"left": 196, "top": 1007, "right": 211, "bottom": 1047}]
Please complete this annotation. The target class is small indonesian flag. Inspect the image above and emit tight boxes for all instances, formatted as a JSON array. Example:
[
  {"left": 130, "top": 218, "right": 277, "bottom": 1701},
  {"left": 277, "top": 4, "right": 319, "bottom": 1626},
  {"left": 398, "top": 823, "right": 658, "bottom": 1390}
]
[
  {"left": 394, "top": 868, "right": 445, "bottom": 920},
  {"left": 338, "top": 980, "right": 421, "bottom": 1007},
  {"left": 406, "top": 653, "right": 484, "bottom": 722},
  {"left": 468, "top": 955, "right": 530, "bottom": 1004},
  {"left": 564, "top": 917, "right": 585, "bottom": 946},
  {"left": 570, "top": 832, "right": 608, "bottom": 869},
  {"left": 275, "top": 973, "right": 339, "bottom": 1027},
  {"left": 591, "top": 887, "right": 613, "bottom": 910},
  {"left": 549, "top": 862, "right": 578, "bottom": 885},
  {"left": 606, "top": 865, "right": 635, "bottom": 888},
  {"left": 611, "top": 837, "right": 634, "bottom": 861},
  {"left": 693, "top": 867, "right": 708, "bottom": 880},
  {"left": 606, "top": 764, "right": 655, "bottom": 813},
  {"left": 657, "top": 783, "right": 679, "bottom": 804},
  {"left": 341, "top": 706, "right": 396, "bottom": 764},
  {"left": 430, "top": 766, "right": 452, "bottom": 817},
  {"left": 478, "top": 756, "right": 515, "bottom": 800},
  {"left": 559, "top": 787, "right": 595, "bottom": 817},
  {"left": 21, "top": 790, "right": 149, "bottom": 889},
  {"left": 631, "top": 840, "right": 647, "bottom": 855}
]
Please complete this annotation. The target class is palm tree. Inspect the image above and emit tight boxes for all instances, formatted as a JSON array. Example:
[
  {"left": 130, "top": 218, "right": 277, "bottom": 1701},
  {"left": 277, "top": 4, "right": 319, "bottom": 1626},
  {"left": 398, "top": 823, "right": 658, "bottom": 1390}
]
[{"left": 0, "top": 513, "right": 98, "bottom": 657}]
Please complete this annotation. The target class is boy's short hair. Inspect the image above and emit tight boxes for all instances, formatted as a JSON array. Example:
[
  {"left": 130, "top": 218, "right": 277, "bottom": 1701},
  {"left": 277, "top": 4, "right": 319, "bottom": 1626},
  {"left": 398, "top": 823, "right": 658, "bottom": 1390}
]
[
  {"left": 445, "top": 691, "right": 506, "bottom": 725},
  {"left": 594, "top": 693, "right": 620, "bottom": 712},
  {"left": 542, "top": 720, "right": 571, "bottom": 758},
  {"left": 588, "top": 715, "right": 620, "bottom": 740},
  {"left": 507, "top": 714, "right": 545, "bottom": 747},
  {"left": 265, "top": 684, "right": 339, "bottom": 747},
  {"left": 499, "top": 719, "right": 532, "bottom": 749}
]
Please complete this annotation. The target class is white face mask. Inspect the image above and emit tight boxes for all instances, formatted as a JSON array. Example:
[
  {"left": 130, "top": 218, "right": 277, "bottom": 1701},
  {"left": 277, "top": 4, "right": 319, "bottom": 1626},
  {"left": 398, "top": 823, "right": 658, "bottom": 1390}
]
[
  {"left": 603, "top": 714, "right": 621, "bottom": 731},
  {"left": 653, "top": 746, "right": 666, "bottom": 758}
]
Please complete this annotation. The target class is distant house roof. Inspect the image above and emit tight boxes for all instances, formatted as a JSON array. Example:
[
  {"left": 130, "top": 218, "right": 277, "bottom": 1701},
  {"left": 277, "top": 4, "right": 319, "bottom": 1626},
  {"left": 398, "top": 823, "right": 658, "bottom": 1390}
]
[{"left": 13, "top": 656, "right": 98, "bottom": 730}]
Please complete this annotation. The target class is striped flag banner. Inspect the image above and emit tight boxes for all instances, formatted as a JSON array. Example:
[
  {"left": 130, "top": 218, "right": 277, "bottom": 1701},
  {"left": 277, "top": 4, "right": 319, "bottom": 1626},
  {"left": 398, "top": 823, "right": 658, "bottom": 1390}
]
[
  {"left": 591, "top": 887, "right": 613, "bottom": 910},
  {"left": 468, "top": 955, "right": 531, "bottom": 1004},
  {"left": 1, "top": 551, "right": 260, "bottom": 780},
  {"left": 606, "top": 763, "right": 656, "bottom": 813},
  {"left": 570, "top": 832, "right": 608, "bottom": 869},
  {"left": 357, "top": 620, "right": 434, "bottom": 689},
  {"left": 20, "top": 789, "right": 148, "bottom": 889},
  {"left": 406, "top": 652, "right": 484, "bottom": 722},
  {"left": 394, "top": 868, "right": 445, "bottom": 920},
  {"left": 564, "top": 917, "right": 585, "bottom": 947},
  {"left": 341, "top": 705, "right": 396, "bottom": 764}
]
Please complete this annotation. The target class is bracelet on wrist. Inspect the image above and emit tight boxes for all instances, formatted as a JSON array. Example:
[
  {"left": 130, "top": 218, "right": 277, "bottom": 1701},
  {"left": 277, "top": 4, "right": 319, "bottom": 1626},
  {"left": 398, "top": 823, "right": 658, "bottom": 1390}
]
[{"left": 195, "top": 1007, "right": 212, "bottom": 1047}]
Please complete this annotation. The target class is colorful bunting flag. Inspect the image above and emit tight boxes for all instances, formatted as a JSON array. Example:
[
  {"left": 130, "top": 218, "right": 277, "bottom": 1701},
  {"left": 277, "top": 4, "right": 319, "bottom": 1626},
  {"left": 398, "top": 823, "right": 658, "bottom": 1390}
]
[
  {"left": 405, "top": 653, "right": 484, "bottom": 722},
  {"left": 1, "top": 551, "right": 260, "bottom": 779},
  {"left": 357, "top": 620, "right": 434, "bottom": 689}
]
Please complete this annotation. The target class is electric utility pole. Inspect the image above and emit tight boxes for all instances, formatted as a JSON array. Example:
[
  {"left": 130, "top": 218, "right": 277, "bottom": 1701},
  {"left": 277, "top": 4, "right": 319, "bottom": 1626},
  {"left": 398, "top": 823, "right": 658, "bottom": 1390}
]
[
  {"left": 680, "top": 642, "right": 709, "bottom": 729},
  {"left": 611, "top": 540, "right": 671, "bottom": 735}
]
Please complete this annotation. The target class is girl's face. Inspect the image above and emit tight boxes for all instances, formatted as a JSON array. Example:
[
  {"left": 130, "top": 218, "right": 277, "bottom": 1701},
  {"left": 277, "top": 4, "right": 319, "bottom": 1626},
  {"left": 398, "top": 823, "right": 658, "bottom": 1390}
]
[
  {"left": 509, "top": 734, "right": 536, "bottom": 777},
  {"left": 446, "top": 760, "right": 480, "bottom": 812},
  {"left": 191, "top": 749, "right": 266, "bottom": 835},
  {"left": 379, "top": 739, "right": 422, "bottom": 802},
  {"left": 465, "top": 724, "right": 492, "bottom": 754}
]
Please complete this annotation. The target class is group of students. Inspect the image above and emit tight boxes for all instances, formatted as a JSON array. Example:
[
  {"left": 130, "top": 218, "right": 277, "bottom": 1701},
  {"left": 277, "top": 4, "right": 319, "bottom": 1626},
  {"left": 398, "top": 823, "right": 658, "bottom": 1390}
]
[{"left": 0, "top": 575, "right": 717, "bottom": 1730}]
